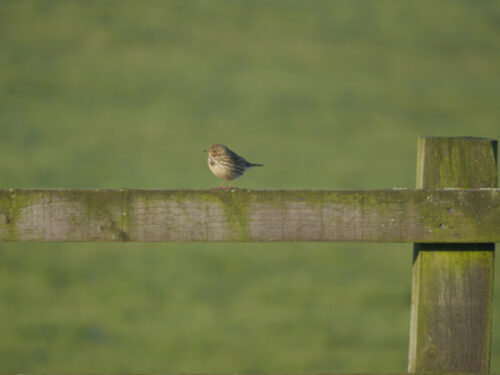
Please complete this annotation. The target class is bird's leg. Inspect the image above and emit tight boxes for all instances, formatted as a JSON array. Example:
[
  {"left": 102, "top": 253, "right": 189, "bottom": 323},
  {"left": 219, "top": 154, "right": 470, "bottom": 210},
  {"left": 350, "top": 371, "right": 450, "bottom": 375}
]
[
  {"left": 227, "top": 179, "right": 236, "bottom": 190},
  {"left": 216, "top": 180, "right": 226, "bottom": 190},
  {"left": 221, "top": 180, "right": 235, "bottom": 190}
]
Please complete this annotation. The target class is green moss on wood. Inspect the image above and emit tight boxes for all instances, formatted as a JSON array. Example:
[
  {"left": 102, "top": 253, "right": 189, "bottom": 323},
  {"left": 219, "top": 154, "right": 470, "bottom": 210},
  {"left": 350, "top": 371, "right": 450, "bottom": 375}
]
[
  {"left": 409, "top": 136, "right": 497, "bottom": 373},
  {"left": 0, "top": 188, "right": 498, "bottom": 242},
  {"left": 62, "top": 189, "right": 132, "bottom": 241},
  {"left": 412, "top": 247, "right": 494, "bottom": 372},
  {"left": 419, "top": 137, "right": 498, "bottom": 188},
  {"left": 0, "top": 190, "right": 32, "bottom": 241},
  {"left": 214, "top": 190, "right": 250, "bottom": 241}
]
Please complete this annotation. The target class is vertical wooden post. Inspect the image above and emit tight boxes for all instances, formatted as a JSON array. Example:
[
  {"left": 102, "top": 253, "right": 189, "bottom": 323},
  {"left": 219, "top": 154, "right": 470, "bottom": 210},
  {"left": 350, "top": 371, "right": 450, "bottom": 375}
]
[{"left": 408, "top": 136, "right": 498, "bottom": 373}]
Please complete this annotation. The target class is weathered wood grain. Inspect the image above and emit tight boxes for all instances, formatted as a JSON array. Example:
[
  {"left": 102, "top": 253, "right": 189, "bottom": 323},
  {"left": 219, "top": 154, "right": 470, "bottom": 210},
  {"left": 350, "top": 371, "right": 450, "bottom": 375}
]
[
  {"left": 0, "top": 188, "right": 499, "bottom": 242},
  {"left": 408, "top": 137, "right": 497, "bottom": 373}
]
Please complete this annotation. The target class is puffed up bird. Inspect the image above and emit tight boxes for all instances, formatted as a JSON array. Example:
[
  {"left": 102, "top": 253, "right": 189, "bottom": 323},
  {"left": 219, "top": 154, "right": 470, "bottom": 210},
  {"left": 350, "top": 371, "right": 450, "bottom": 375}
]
[{"left": 205, "top": 144, "right": 263, "bottom": 189}]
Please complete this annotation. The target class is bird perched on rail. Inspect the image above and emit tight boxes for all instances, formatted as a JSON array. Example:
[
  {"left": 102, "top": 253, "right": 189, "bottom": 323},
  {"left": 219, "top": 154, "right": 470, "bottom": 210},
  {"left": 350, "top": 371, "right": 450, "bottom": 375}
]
[{"left": 205, "top": 144, "right": 263, "bottom": 189}]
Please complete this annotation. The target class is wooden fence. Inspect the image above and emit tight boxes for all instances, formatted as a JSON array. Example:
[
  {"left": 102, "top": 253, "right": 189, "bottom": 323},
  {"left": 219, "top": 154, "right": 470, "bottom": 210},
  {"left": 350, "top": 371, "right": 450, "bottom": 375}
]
[{"left": 0, "top": 136, "right": 498, "bottom": 374}]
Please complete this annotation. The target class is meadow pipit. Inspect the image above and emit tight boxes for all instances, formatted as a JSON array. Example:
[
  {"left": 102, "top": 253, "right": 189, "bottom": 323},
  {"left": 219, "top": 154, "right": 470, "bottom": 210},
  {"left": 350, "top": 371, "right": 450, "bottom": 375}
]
[{"left": 205, "top": 144, "right": 263, "bottom": 189}]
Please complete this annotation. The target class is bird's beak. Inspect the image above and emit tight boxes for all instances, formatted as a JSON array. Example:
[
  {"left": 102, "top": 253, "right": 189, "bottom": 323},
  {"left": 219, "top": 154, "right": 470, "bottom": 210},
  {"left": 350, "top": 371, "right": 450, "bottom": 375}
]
[{"left": 203, "top": 150, "right": 207, "bottom": 152}]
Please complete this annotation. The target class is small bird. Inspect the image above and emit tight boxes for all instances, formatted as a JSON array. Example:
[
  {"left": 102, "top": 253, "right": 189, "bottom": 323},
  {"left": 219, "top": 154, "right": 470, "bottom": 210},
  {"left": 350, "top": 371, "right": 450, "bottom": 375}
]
[{"left": 205, "top": 144, "right": 263, "bottom": 189}]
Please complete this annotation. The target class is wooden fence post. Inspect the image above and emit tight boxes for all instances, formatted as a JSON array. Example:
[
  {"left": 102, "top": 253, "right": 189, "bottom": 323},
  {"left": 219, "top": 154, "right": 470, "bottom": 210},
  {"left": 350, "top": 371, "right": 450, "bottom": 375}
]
[{"left": 408, "top": 136, "right": 498, "bottom": 372}]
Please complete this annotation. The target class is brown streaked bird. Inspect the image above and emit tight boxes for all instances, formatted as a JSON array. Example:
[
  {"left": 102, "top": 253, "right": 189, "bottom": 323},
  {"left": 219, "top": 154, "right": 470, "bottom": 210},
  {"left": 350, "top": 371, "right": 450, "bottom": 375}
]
[{"left": 204, "top": 144, "right": 263, "bottom": 189}]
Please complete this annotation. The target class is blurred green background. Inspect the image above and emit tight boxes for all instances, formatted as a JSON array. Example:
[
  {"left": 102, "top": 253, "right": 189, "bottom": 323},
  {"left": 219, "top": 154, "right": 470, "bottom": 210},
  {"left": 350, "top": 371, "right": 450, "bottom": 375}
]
[{"left": 1, "top": 0, "right": 499, "bottom": 373}]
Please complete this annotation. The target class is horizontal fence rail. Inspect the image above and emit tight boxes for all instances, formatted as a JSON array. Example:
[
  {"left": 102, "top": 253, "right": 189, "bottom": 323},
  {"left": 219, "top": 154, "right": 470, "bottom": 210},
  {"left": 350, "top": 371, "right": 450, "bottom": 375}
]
[{"left": 0, "top": 188, "right": 499, "bottom": 242}]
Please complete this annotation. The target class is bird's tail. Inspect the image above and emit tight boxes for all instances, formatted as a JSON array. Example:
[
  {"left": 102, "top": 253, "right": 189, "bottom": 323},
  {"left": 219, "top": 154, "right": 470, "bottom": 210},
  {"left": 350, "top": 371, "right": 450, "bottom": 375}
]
[{"left": 249, "top": 163, "right": 263, "bottom": 167}]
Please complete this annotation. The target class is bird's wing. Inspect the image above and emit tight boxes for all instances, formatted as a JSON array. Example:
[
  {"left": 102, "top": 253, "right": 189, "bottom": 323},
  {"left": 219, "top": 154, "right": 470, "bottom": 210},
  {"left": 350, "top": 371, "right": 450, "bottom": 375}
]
[{"left": 226, "top": 148, "right": 247, "bottom": 164}]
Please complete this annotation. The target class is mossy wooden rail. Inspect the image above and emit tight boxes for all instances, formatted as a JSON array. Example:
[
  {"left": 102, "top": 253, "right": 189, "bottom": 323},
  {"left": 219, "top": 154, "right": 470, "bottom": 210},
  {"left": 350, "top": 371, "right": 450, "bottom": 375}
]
[
  {"left": 0, "top": 188, "right": 499, "bottom": 242},
  {"left": 0, "top": 136, "right": 498, "bottom": 374}
]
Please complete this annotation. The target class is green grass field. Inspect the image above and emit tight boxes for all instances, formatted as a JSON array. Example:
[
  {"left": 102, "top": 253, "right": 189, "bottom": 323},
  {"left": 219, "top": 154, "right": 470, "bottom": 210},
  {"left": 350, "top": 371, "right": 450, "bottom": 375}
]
[{"left": 1, "top": 1, "right": 499, "bottom": 372}]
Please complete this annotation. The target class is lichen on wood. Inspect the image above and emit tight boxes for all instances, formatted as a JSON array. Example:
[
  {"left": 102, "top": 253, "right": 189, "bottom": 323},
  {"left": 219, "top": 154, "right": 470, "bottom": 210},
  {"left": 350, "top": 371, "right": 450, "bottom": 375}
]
[
  {"left": 409, "top": 136, "right": 497, "bottom": 373},
  {"left": 0, "top": 188, "right": 498, "bottom": 242}
]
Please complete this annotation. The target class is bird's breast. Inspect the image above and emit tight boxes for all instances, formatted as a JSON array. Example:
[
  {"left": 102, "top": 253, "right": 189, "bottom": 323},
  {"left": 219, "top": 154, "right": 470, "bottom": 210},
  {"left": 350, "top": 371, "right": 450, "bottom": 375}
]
[{"left": 207, "top": 157, "right": 241, "bottom": 179}]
